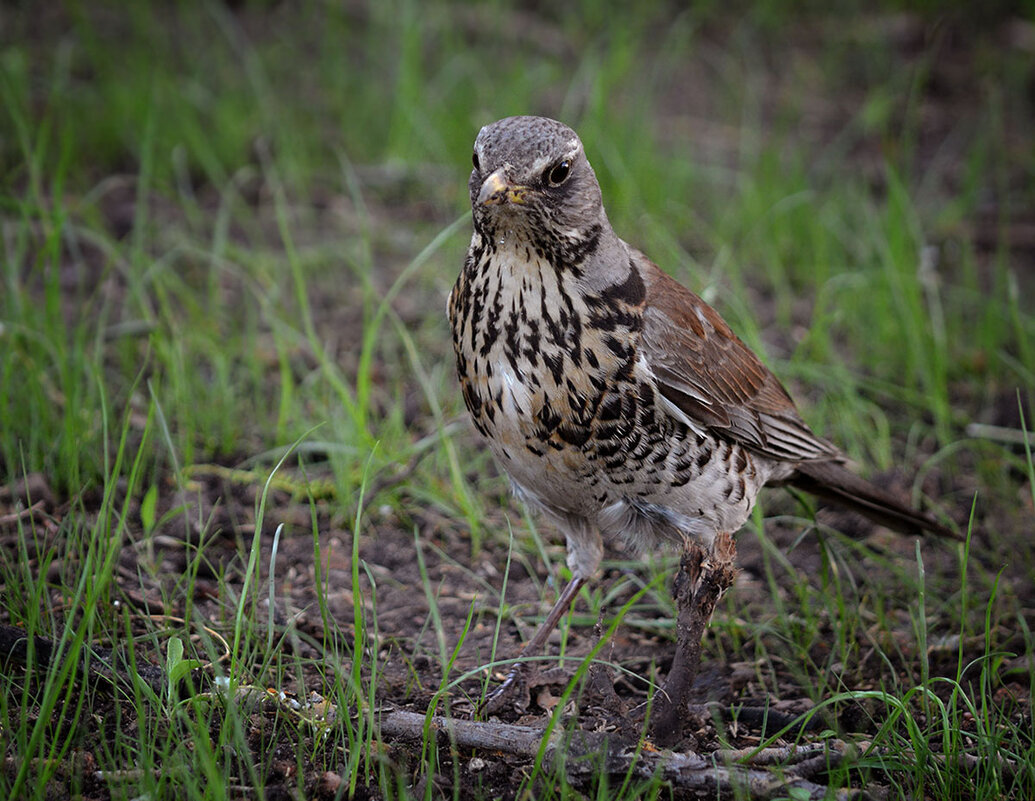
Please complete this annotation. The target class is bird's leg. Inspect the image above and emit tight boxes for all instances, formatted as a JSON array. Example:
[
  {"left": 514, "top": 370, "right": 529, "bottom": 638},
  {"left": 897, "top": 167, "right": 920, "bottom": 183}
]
[
  {"left": 650, "top": 532, "right": 738, "bottom": 747},
  {"left": 480, "top": 575, "right": 587, "bottom": 715}
]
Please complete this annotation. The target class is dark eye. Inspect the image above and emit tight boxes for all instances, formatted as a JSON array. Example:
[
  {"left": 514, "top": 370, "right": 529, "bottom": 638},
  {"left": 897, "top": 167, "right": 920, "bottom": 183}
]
[
  {"left": 547, "top": 159, "right": 570, "bottom": 186},
  {"left": 472, "top": 152, "right": 480, "bottom": 172}
]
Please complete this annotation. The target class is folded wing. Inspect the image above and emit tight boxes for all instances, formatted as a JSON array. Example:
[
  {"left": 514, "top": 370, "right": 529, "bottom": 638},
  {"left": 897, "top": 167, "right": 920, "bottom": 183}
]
[{"left": 637, "top": 253, "right": 838, "bottom": 463}]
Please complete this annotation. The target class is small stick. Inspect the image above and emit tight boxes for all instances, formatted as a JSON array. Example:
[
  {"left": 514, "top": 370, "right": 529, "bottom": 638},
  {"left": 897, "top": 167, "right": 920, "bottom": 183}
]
[{"left": 375, "top": 708, "right": 852, "bottom": 799}]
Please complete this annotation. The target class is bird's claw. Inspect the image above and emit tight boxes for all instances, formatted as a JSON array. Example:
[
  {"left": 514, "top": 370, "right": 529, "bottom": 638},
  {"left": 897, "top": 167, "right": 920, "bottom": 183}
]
[{"left": 479, "top": 665, "right": 531, "bottom": 716}]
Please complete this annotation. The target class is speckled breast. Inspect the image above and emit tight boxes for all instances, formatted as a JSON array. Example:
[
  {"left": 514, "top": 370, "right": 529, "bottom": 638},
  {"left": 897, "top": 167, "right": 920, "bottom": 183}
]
[{"left": 449, "top": 238, "right": 676, "bottom": 516}]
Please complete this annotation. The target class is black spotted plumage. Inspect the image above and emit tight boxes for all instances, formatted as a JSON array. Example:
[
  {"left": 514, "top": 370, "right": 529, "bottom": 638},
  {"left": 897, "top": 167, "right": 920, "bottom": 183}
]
[{"left": 448, "top": 114, "right": 956, "bottom": 715}]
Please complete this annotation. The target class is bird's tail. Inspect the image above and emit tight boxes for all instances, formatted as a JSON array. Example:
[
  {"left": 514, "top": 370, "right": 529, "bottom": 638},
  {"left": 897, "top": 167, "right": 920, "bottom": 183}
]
[{"left": 789, "top": 460, "right": 960, "bottom": 540}]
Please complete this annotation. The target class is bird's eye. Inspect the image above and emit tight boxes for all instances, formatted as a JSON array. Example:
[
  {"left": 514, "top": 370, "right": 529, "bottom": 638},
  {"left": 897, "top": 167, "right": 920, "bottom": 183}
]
[
  {"left": 547, "top": 159, "right": 571, "bottom": 186},
  {"left": 472, "top": 152, "right": 481, "bottom": 172}
]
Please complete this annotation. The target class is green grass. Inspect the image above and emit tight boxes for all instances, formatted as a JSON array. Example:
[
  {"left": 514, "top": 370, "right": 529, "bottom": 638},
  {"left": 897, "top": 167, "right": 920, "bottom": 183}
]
[{"left": 2, "top": 1, "right": 1033, "bottom": 799}]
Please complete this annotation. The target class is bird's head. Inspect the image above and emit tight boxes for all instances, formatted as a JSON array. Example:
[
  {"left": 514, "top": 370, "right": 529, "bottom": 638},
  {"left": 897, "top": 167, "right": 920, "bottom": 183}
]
[{"left": 469, "top": 116, "right": 607, "bottom": 266}]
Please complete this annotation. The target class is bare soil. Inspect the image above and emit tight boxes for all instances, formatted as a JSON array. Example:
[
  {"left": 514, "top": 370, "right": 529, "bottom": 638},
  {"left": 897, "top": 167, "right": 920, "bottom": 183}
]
[{"left": 2, "top": 453, "right": 1030, "bottom": 799}]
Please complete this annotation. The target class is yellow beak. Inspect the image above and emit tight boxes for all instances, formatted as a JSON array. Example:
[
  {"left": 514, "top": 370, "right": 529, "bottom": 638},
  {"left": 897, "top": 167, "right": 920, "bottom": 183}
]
[{"left": 478, "top": 170, "right": 529, "bottom": 206}]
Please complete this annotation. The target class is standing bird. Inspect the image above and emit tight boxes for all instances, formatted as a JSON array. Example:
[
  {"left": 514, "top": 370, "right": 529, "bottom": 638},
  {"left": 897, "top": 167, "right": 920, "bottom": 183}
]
[{"left": 448, "top": 116, "right": 954, "bottom": 736}]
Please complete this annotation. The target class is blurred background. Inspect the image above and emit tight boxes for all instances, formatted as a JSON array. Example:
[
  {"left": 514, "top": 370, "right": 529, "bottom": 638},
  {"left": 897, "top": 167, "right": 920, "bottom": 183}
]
[{"left": 2, "top": 1, "right": 1032, "bottom": 499}]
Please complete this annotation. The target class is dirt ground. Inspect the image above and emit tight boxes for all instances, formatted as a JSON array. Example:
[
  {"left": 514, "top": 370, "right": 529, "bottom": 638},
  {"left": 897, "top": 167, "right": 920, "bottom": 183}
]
[{"left": 3, "top": 448, "right": 1030, "bottom": 800}]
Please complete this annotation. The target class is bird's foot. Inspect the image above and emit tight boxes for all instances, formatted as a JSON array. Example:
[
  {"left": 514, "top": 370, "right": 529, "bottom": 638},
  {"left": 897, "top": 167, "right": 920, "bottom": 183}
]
[
  {"left": 480, "top": 664, "right": 533, "bottom": 716},
  {"left": 480, "top": 664, "right": 574, "bottom": 716}
]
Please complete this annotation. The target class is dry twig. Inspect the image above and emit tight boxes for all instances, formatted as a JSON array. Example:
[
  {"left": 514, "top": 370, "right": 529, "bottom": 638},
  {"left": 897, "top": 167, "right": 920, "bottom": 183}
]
[{"left": 376, "top": 708, "right": 860, "bottom": 799}]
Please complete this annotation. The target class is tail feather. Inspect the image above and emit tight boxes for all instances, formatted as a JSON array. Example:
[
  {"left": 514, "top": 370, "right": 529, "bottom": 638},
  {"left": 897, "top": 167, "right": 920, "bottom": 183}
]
[{"left": 790, "top": 460, "right": 960, "bottom": 540}]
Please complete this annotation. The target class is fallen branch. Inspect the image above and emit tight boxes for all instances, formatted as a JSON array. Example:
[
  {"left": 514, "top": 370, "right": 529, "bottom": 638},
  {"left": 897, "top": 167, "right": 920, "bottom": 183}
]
[
  {"left": 0, "top": 623, "right": 166, "bottom": 697},
  {"left": 4, "top": 624, "right": 1017, "bottom": 799},
  {"left": 0, "top": 499, "right": 46, "bottom": 526},
  {"left": 376, "top": 708, "right": 859, "bottom": 800}
]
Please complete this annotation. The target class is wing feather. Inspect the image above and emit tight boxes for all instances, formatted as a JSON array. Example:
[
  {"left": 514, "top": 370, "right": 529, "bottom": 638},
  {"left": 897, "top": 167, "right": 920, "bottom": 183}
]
[{"left": 636, "top": 252, "right": 838, "bottom": 463}]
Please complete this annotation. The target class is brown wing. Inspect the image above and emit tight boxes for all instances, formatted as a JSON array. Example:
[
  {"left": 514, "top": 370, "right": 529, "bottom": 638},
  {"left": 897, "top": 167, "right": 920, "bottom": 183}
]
[{"left": 637, "top": 253, "right": 839, "bottom": 463}]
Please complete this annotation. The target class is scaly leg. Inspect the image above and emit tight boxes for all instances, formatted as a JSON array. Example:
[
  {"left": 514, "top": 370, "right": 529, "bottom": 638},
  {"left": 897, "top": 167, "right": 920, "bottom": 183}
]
[
  {"left": 651, "top": 532, "right": 738, "bottom": 746},
  {"left": 481, "top": 575, "right": 587, "bottom": 715}
]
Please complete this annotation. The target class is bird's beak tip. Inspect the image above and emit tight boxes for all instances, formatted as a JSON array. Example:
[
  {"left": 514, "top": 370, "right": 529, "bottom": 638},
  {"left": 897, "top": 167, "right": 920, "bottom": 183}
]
[{"left": 478, "top": 171, "right": 528, "bottom": 206}]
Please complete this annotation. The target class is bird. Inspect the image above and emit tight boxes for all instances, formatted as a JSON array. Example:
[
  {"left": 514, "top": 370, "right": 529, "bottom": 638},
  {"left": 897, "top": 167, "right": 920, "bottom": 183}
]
[{"left": 447, "top": 115, "right": 955, "bottom": 728}]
